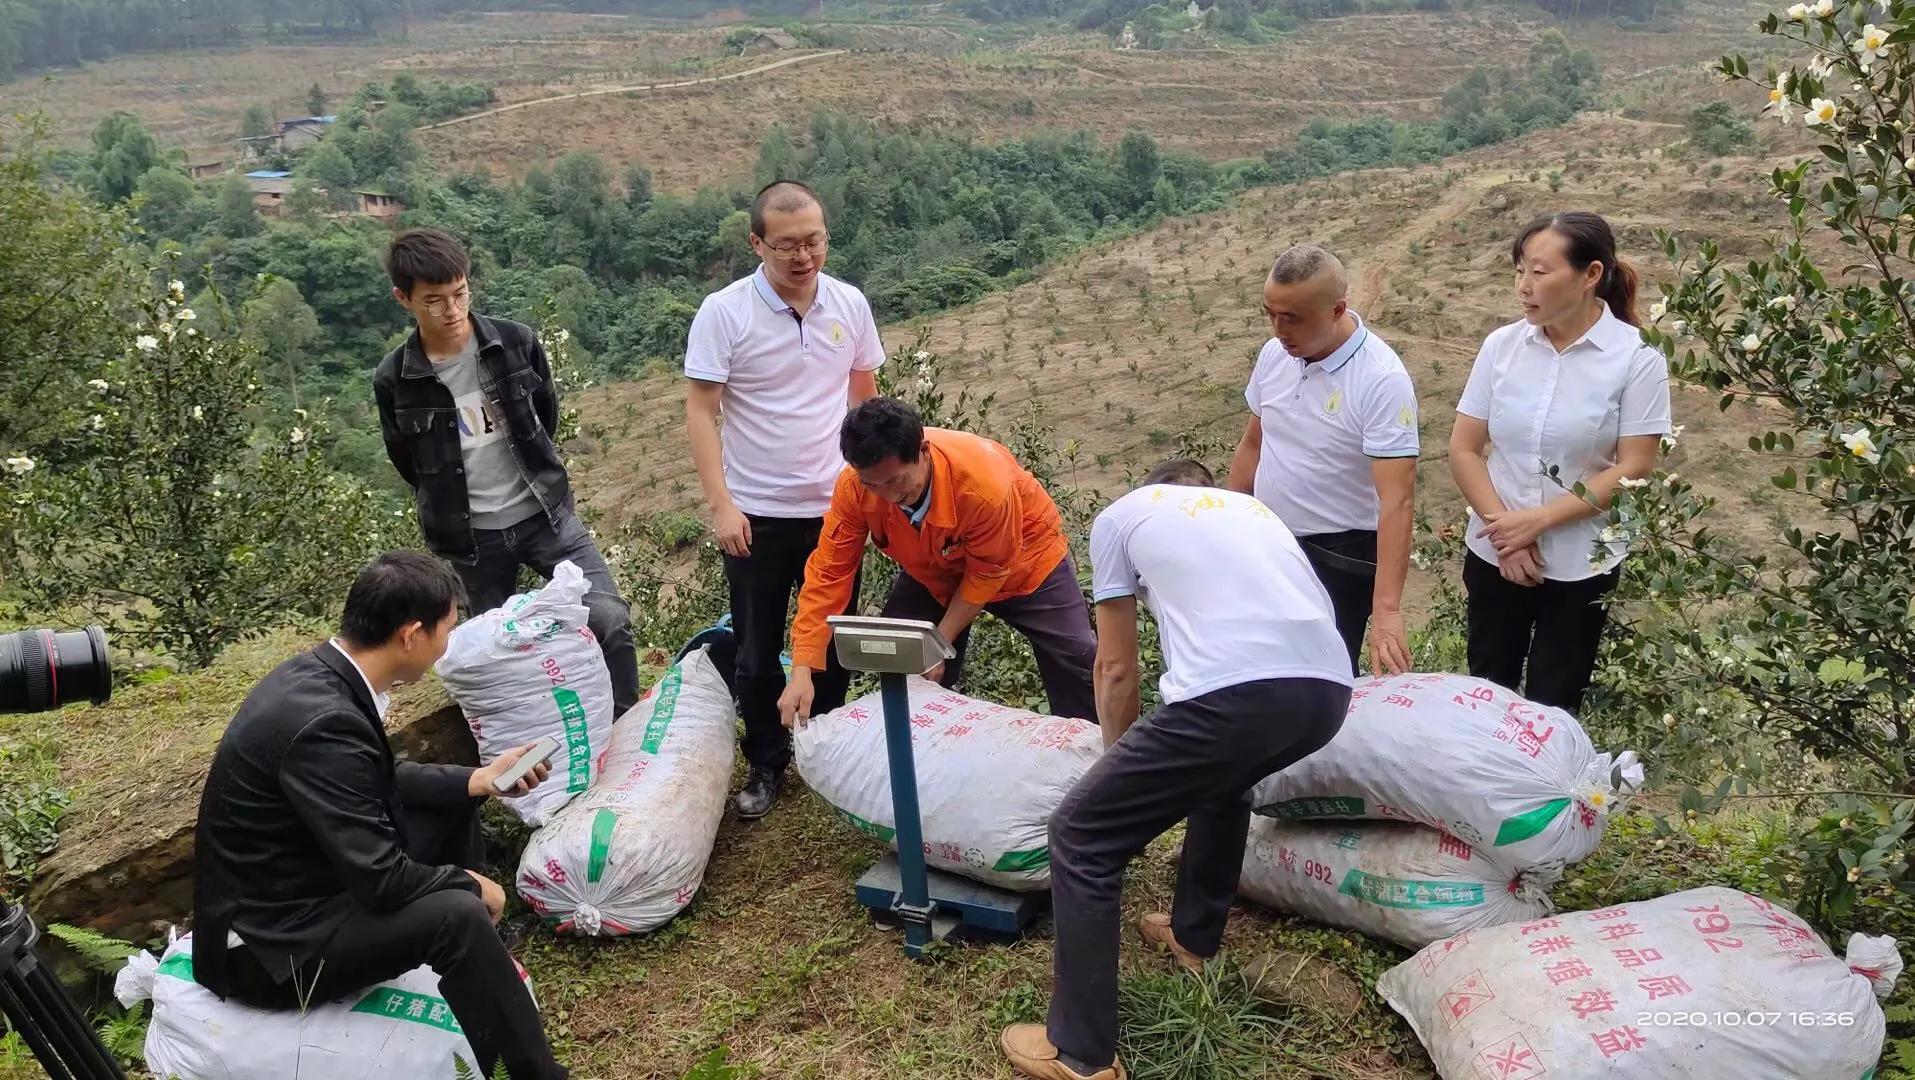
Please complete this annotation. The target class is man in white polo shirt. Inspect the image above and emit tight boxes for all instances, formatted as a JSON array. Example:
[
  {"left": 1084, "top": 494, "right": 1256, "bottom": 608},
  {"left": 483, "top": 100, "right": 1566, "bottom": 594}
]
[
  {"left": 1226, "top": 243, "right": 1418, "bottom": 675},
  {"left": 684, "top": 180, "right": 885, "bottom": 820},
  {"left": 999, "top": 459, "right": 1352, "bottom": 1080}
]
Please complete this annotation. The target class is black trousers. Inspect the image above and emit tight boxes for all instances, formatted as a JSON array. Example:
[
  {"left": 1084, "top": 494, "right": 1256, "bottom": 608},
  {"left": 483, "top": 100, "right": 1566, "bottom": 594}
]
[
  {"left": 1044, "top": 677, "right": 1351, "bottom": 1068},
  {"left": 455, "top": 508, "right": 641, "bottom": 717},
  {"left": 1298, "top": 529, "right": 1376, "bottom": 673},
  {"left": 880, "top": 556, "right": 1098, "bottom": 722},
  {"left": 224, "top": 801, "right": 565, "bottom": 1079},
  {"left": 1463, "top": 551, "right": 1619, "bottom": 714},
  {"left": 722, "top": 514, "right": 859, "bottom": 772}
]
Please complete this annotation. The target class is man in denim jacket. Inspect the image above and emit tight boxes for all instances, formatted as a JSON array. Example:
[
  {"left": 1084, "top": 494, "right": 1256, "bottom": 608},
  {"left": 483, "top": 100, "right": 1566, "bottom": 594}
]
[{"left": 372, "top": 228, "right": 638, "bottom": 714}]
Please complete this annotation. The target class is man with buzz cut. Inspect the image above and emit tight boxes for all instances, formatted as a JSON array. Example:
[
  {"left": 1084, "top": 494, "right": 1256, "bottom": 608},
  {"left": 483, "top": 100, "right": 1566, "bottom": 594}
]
[
  {"left": 685, "top": 179, "right": 886, "bottom": 821},
  {"left": 1000, "top": 459, "right": 1351, "bottom": 1080},
  {"left": 1226, "top": 242, "right": 1420, "bottom": 676},
  {"left": 372, "top": 227, "right": 640, "bottom": 716}
]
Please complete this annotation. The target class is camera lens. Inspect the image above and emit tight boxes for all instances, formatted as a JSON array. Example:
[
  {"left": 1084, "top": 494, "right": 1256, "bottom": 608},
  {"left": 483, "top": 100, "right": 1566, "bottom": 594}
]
[{"left": 0, "top": 627, "right": 111, "bottom": 714}]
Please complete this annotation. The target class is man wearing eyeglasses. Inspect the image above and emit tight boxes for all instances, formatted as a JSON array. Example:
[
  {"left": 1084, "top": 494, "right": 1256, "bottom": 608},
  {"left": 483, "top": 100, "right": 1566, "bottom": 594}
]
[
  {"left": 685, "top": 180, "right": 886, "bottom": 821},
  {"left": 373, "top": 228, "right": 640, "bottom": 716}
]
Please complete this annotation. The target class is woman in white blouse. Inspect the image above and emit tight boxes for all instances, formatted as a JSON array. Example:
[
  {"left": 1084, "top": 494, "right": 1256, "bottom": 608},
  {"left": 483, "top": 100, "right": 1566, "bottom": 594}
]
[{"left": 1448, "top": 211, "right": 1670, "bottom": 713}]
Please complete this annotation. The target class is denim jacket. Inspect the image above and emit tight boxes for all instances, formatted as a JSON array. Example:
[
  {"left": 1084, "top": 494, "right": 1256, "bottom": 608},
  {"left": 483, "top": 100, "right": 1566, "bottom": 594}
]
[{"left": 373, "top": 314, "right": 572, "bottom": 561}]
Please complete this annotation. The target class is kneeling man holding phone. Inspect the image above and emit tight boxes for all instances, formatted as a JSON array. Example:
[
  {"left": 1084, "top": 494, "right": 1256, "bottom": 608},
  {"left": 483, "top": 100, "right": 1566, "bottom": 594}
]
[{"left": 191, "top": 550, "right": 570, "bottom": 1079}]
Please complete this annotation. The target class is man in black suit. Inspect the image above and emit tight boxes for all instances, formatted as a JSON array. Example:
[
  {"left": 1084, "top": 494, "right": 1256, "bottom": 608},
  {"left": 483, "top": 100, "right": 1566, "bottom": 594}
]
[{"left": 191, "top": 550, "right": 567, "bottom": 1078}]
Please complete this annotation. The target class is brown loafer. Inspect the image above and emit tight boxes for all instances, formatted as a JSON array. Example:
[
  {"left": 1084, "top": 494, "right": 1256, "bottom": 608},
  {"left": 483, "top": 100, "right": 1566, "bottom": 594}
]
[
  {"left": 999, "top": 1024, "right": 1128, "bottom": 1080},
  {"left": 1137, "top": 911, "right": 1207, "bottom": 974}
]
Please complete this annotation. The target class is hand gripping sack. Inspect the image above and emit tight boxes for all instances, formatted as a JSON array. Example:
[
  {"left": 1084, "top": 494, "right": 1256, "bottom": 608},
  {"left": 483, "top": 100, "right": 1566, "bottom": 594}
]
[
  {"left": 515, "top": 647, "right": 734, "bottom": 935},
  {"left": 1249, "top": 673, "right": 1643, "bottom": 875},
  {"left": 436, "top": 560, "right": 614, "bottom": 825},
  {"left": 794, "top": 676, "right": 1102, "bottom": 891},
  {"left": 114, "top": 932, "right": 532, "bottom": 1079},
  {"left": 1377, "top": 886, "right": 1902, "bottom": 1080},
  {"left": 1238, "top": 817, "right": 1556, "bottom": 950}
]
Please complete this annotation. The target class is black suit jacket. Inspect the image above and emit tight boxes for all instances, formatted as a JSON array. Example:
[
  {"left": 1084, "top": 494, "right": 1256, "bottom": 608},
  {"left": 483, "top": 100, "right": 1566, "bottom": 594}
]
[{"left": 191, "top": 644, "right": 479, "bottom": 997}]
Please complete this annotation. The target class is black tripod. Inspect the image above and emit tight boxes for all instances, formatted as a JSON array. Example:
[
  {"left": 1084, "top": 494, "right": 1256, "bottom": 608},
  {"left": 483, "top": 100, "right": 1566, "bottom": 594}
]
[{"left": 0, "top": 902, "right": 125, "bottom": 1079}]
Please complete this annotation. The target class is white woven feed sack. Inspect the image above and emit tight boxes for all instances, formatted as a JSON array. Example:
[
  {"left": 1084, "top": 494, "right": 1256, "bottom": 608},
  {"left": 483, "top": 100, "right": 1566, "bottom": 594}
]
[
  {"left": 515, "top": 647, "right": 734, "bottom": 935},
  {"left": 1249, "top": 673, "right": 1642, "bottom": 875},
  {"left": 1377, "top": 886, "right": 1902, "bottom": 1080},
  {"left": 1238, "top": 817, "right": 1556, "bottom": 950},
  {"left": 114, "top": 933, "right": 531, "bottom": 1079},
  {"left": 794, "top": 676, "right": 1102, "bottom": 891},
  {"left": 436, "top": 560, "right": 615, "bottom": 825}
]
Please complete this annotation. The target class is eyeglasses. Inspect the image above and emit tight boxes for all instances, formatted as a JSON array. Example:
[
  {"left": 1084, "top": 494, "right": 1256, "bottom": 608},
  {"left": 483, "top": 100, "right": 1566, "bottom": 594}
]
[
  {"left": 423, "top": 288, "right": 471, "bottom": 317},
  {"left": 760, "top": 236, "right": 829, "bottom": 261}
]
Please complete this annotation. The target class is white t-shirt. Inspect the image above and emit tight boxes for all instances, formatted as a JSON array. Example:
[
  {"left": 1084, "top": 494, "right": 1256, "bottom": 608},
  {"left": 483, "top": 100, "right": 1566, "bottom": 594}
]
[
  {"left": 1244, "top": 314, "right": 1420, "bottom": 536},
  {"left": 684, "top": 268, "right": 886, "bottom": 518},
  {"left": 1456, "top": 304, "right": 1671, "bottom": 580},
  {"left": 1090, "top": 485, "right": 1353, "bottom": 705}
]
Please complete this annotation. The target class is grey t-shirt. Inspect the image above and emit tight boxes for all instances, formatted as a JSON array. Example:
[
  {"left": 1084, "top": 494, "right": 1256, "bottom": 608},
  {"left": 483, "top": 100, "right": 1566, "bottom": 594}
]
[{"left": 430, "top": 335, "right": 540, "bottom": 529}]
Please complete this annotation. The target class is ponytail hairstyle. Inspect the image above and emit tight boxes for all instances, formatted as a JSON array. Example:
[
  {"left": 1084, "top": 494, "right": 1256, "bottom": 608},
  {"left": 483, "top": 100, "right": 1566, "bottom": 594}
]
[{"left": 1511, "top": 211, "right": 1640, "bottom": 326}]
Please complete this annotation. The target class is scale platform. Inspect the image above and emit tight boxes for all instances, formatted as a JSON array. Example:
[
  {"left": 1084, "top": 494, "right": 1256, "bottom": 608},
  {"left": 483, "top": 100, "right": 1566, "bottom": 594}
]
[{"left": 856, "top": 853, "right": 1049, "bottom": 944}]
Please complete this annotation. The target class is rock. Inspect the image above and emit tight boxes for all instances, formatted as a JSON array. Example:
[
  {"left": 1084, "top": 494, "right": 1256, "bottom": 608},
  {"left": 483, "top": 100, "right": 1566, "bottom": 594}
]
[{"left": 1240, "top": 947, "right": 1368, "bottom": 1020}]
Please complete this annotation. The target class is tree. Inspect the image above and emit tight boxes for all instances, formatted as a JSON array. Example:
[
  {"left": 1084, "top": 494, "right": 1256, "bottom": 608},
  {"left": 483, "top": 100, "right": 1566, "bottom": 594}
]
[
  {"left": 1600, "top": 0, "right": 1915, "bottom": 926},
  {"left": 240, "top": 104, "right": 274, "bottom": 139},
  {"left": 297, "top": 139, "right": 360, "bottom": 211},
  {"left": 134, "top": 166, "right": 207, "bottom": 241},
  {"left": 87, "top": 111, "right": 160, "bottom": 203},
  {"left": 242, "top": 278, "right": 323, "bottom": 409},
  {"left": 0, "top": 115, "right": 142, "bottom": 461},
  {"left": 1684, "top": 101, "right": 1753, "bottom": 157},
  {"left": 1118, "top": 130, "right": 1163, "bottom": 209},
  {"left": 0, "top": 277, "right": 407, "bottom": 669},
  {"left": 306, "top": 82, "right": 329, "bottom": 117},
  {"left": 214, "top": 174, "right": 262, "bottom": 238}
]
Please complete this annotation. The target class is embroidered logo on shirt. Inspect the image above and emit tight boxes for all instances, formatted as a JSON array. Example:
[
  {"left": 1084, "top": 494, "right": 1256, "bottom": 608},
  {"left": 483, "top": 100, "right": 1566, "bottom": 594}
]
[
  {"left": 829, "top": 321, "right": 847, "bottom": 346},
  {"left": 1324, "top": 389, "right": 1344, "bottom": 415},
  {"left": 1397, "top": 404, "right": 1416, "bottom": 428}
]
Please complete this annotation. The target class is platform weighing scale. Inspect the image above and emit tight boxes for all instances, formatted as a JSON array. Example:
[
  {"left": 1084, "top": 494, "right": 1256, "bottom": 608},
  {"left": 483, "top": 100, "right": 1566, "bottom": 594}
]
[{"left": 825, "top": 615, "right": 1050, "bottom": 959}]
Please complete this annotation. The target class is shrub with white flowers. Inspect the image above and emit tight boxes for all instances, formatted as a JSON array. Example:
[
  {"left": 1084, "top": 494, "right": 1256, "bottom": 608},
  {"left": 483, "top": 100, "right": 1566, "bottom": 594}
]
[
  {"left": 1595, "top": 0, "right": 1915, "bottom": 926},
  {"left": 0, "top": 274, "right": 414, "bottom": 669}
]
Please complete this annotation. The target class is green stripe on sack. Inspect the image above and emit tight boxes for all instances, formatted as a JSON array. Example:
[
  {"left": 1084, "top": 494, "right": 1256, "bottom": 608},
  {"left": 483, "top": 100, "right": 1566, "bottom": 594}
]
[
  {"left": 641, "top": 667, "right": 684, "bottom": 754},
  {"left": 554, "top": 687, "right": 591, "bottom": 794},
  {"left": 1493, "top": 798, "right": 1571, "bottom": 846},
  {"left": 1268, "top": 796, "right": 1365, "bottom": 820},
  {"left": 833, "top": 806, "right": 897, "bottom": 843},
  {"left": 1338, "top": 869, "right": 1484, "bottom": 909},
  {"left": 350, "top": 986, "right": 463, "bottom": 1033},
  {"left": 587, "top": 808, "right": 618, "bottom": 884},
  {"left": 156, "top": 953, "right": 195, "bottom": 983},
  {"left": 991, "top": 847, "right": 1050, "bottom": 874}
]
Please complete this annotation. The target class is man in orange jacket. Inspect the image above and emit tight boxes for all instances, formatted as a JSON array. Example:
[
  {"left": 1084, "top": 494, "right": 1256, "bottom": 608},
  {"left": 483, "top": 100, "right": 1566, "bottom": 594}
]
[{"left": 778, "top": 397, "right": 1096, "bottom": 726}]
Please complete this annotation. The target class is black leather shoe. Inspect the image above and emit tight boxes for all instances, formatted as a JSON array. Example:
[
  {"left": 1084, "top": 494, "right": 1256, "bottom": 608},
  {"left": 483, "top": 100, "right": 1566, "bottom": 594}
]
[{"left": 735, "top": 766, "right": 785, "bottom": 820}]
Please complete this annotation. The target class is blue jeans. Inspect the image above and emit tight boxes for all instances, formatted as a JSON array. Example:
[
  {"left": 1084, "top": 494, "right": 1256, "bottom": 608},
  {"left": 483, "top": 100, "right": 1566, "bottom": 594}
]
[{"left": 455, "top": 510, "right": 640, "bottom": 715}]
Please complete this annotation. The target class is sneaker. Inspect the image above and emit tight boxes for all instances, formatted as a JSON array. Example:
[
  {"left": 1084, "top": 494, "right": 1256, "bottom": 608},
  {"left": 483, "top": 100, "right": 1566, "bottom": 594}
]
[
  {"left": 734, "top": 766, "right": 785, "bottom": 820},
  {"left": 999, "top": 1025, "right": 1127, "bottom": 1080},
  {"left": 1137, "top": 912, "right": 1207, "bottom": 974}
]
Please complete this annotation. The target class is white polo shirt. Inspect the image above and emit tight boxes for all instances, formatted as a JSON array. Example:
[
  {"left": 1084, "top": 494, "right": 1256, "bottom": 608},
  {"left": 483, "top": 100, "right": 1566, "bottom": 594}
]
[
  {"left": 1456, "top": 304, "right": 1670, "bottom": 581},
  {"left": 684, "top": 268, "right": 886, "bottom": 518},
  {"left": 1244, "top": 314, "right": 1420, "bottom": 537},
  {"left": 1091, "top": 485, "right": 1352, "bottom": 705}
]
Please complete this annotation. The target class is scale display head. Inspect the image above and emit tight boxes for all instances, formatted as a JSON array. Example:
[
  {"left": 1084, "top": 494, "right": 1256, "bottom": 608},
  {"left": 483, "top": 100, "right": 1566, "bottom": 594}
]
[{"left": 826, "top": 615, "right": 956, "bottom": 676}]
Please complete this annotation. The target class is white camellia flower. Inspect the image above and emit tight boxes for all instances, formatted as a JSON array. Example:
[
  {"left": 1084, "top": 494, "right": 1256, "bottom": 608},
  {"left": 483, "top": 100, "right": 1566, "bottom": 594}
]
[
  {"left": 190, "top": 405, "right": 204, "bottom": 421},
  {"left": 4, "top": 456, "right": 34, "bottom": 475},
  {"left": 914, "top": 350, "right": 930, "bottom": 361},
  {"left": 1650, "top": 300, "right": 1668, "bottom": 322},
  {"left": 1598, "top": 525, "right": 1625, "bottom": 544},
  {"left": 294, "top": 408, "right": 309, "bottom": 419},
  {"left": 87, "top": 414, "right": 104, "bottom": 431},
  {"left": 87, "top": 379, "right": 110, "bottom": 392},
  {"left": 1767, "top": 72, "right": 1793, "bottom": 122},
  {"left": 1813, "top": 0, "right": 1834, "bottom": 16},
  {"left": 1619, "top": 476, "right": 1652, "bottom": 489},
  {"left": 556, "top": 328, "right": 571, "bottom": 343},
  {"left": 168, "top": 279, "right": 185, "bottom": 296},
  {"left": 1661, "top": 423, "right": 1687, "bottom": 451},
  {"left": 135, "top": 335, "right": 159, "bottom": 353},
  {"left": 1853, "top": 24, "right": 1890, "bottom": 70},
  {"left": 1785, "top": 1, "right": 1809, "bottom": 17},
  {"left": 1842, "top": 426, "right": 1882, "bottom": 464},
  {"left": 1806, "top": 97, "right": 1838, "bottom": 126},
  {"left": 176, "top": 308, "right": 196, "bottom": 322},
  {"left": 1769, "top": 294, "right": 1798, "bottom": 311},
  {"left": 290, "top": 427, "right": 309, "bottom": 445},
  {"left": 1741, "top": 333, "right": 1763, "bottom": 352}
]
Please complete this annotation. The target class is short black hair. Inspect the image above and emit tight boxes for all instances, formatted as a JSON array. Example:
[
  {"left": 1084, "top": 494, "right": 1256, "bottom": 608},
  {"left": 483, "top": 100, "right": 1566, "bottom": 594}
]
[
  {"left": 339, "top": 551, "right": 466, "bottom": 648},
  {"left": 1141, "top": 458, "right": 1214, "bottom": 488},
  {"left": 840, "top": 397, "right": 925, "bottom": 469},
  {"left": 386, "top": 228, "right": 470, "bottom": 296},
  {"left": 750, "top": 180, "right": 824, "bottom": 239}
]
